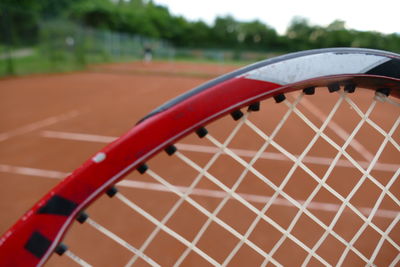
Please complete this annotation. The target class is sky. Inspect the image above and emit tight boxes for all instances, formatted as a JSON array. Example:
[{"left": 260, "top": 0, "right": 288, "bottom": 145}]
[{"left": 153, "top": 0, "right": 399, "bottom": 35}]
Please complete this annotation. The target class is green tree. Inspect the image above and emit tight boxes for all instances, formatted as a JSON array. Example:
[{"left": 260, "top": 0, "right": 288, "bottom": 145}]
[
  {"left": 211, "top": 16, "right": 240, "bottom": 48},
  {"left": 239, "top": 20, "right": 279, "bottom": 50},
  {"left": 0, "top": 0, "right": 41, "bottom": 45},
  {"left": 285, "top": 17, "right": 316, "bottom": 50}
]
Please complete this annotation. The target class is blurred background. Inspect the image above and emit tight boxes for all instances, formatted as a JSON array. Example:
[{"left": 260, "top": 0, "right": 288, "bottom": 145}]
[{"left": 1, "top": 0, "right": 400, "bottom": 77}]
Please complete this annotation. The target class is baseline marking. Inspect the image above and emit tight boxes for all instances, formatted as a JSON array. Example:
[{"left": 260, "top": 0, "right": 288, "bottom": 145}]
[
  {"left": 40, "top": 131, "right": 399, "bottom": 172},
  {"left": 0, "top": 164, "right": 397, "bottom": 219},
  {"left": 0, "top": 111, "right": 80, "bottom": 142}
]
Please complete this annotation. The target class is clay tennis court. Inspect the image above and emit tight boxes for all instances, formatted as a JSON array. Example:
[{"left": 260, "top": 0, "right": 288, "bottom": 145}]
[{"left": 0, "top": 60, "right": 398, "bottom": 266}]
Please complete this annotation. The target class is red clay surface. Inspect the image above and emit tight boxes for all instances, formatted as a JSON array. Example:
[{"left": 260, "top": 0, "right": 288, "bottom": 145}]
[{"left": 0, "top": 60, "right": 399, "bottom": 266}]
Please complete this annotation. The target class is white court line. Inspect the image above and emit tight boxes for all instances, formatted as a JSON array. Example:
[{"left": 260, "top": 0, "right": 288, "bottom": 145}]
[
  {"left": 0, "top": 164, "right": 67, "bottom": 179},
  {"left": 0, "top": 164, "right": 397, "bottom": 219},
  {"left": 41, "top": 130, "right": 116, "bottom": 143},
  {"left": 0, "top": 110, "right": 80, "bottom": 142},
  {"left": 40, "top": 130, "right": 399, "bottom": 172}
]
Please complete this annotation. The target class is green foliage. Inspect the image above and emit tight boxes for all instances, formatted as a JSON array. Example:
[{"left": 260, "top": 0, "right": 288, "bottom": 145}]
[
  {"left": 1, "top": 0, "right": 400, "bottom": 61},
  {"left": 283, "top": 17, "right": 400, "bottom": 52},
  {"left": 239, "top": 20, "right": 279, "bottom": 50},
  {"left": 0, "top": 1, "right": 40, "bottom": 45}
]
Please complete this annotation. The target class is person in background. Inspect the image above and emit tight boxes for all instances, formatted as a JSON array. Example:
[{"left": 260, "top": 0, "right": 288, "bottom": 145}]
[{"left": 143, "top": 45, "right": 153, "bottom": 63}]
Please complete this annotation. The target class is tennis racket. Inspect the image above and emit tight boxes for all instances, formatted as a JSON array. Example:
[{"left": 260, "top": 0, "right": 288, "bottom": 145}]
[{"left": 0, "top": 48, "right": 399, "bottom": 266}]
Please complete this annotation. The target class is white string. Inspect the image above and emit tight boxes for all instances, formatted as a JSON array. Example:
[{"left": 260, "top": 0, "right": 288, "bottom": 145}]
[
  {"left": 65, "top": 89, "right": 398, "bottom": 266},
  {"left": 64, "top": 250, "right": 92, "bottom": 267},
  {"left": 275, "top": 101, "right": 400, "bottom": 241},
  {"left": 299, "top": 93, "right": 381, "bottom": 265},
  {"left": 205, "top": 129, "right": 376, "bottom": 263},
  {"left": 252, "top": 93, "right": 398, "bottom": 265},
  {"left": 126, "top": 114, "right": 249, "bottom": 267},
  {"left": 224, "top": 92, "right": 340, "bottom": 266},
  {"left": 368, "top": 170, "right": 400, "bottom": 265},
  {"left": 299, "top": 93, "right": 374, "bottom": 161},
  {"left": 262, "top": 93, "right": 352, "bottom": 265},
  {"left": 374, "top": 92, "right": 400, "bottom": 107},
  {"left": 123, "top": 90, "right": 399, "bottom": 265},
  {"left": 221, "top": 94, "right": 304, "bottom": 266},
  {"left": 343, "top": 94, "right": 400, "bottom": 151},
  {"left": 145, "top": 168, "right": 282, "bottom": 266},
  {"left": 334, "top": 116, "right": 399, "bottom": 266},
  {"left": 389, "top": 251, "right": 400, "bottom": 267},
  {"left": 286, "top": 95, "right": 400, "bottom": 259},
  {"left": 175, "top": 149, "right": 331, "bottom": 266},
  {"left": 115, "top": 192, "right": 221, "bottom": 266},
  {"left": 173, "top": 115, "right": 250, "bottom": 267},
  {"left": 85, "top": 218, "right": 160, "bottom": 267},
  {"left": 203, "top": 95, "right": 398, "bottom": 263}
]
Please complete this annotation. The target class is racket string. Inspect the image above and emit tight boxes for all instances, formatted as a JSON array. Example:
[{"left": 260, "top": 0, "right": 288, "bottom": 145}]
[
  {"left": 178, "top": 95, "right": 304, "bottom": 267},
  {"left": 128, "top": 90, "right": 397, "bottom": 266},
  {"left": 64, "top": 250, "right": 92, "bottom": 267},
  {"left": 205, "top": 125, "right": 369, "bottom": 264},
  {"left": 300, "top": 94, "right": 399, "bottom": 265},
  {"left": 172, "top": 151, "right": 287, "bottom": 265},
  {"left": 177, "top": 91, "right": 398, "bottom": 265},
  {"left": 301, "top": 93, "right": 399, "bottom": 262},
  {"left": 115, "top": 190, "right": 222, "bottom": 266},
  {"left": 61, "top": 89, "right": 398, "bottom": 266},
  {"left": 262, "top": 93, "right": 353, "bottom": 265},
  {"left": 126, "top": 113, "right": 250, "bottom": 267},
  {"left": 284, "top": 93, "right": 400, "bottom": 208},
  {"left": 118, "top": 166, "right": 280, "bottom": 266},
  {"left": 220, "top": 95, "right": 304, "bottom": 267},
  {"left": 334, "top": 117, "right": 400, "bottom": 266},
  {"left": 172, "top": 126, "right": 338, "bottom": 263},
  {"left": 83, "top": 217, "right": 160, "bottom": 267},
  {"left": 343, "top": 93, "right": 400, "bottom": 150}
]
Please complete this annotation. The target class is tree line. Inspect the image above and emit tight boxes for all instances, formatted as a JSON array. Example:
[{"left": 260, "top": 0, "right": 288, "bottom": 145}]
[{"left": 1, "top": 0, "right": 400, "bottom": 53}]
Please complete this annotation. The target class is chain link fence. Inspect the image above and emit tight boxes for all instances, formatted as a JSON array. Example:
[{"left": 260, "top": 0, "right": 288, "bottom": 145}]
[
  {"left": 0, "top": 17, "right": 176, "bottom": 77},
  {"left": 0, "top": 4, "right": 275, "bottom": 77}
]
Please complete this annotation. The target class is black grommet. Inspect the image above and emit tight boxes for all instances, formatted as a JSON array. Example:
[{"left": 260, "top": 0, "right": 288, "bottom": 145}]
[
  {"left": 230, "top": 110, "right": 244, "bottom": 121},
  {"left": 165, "top": 145, "right": 177, "bottom": 156},
  {"left": 303, "top": 87, "right": 315, "bottom": 95},
  {"left": 344, "top": 84, "right": 356, "bottom": 93},
  {"left": 195, "top": 127, "right": 208, "bottom": 138},
  {"left": 328, "top": 83, "right": 340, "bottom": 93},
  {"left": 137, "top": 164, "right": 148, "bottom": 174},
  {"left": 55, "top": 243, "right": 68, "bottom": 256},
  {"left": 106, "top": 186, "right": 118, "bottom": 197},
  {"left": 376, "top": 88, "right": 391, "bottom": 96},
  {"left": 248, "top": 102, "right": 260, "bottom": 111},
  {"left": 76, "top": 211, "right": 89, "bottom": 224},
  {"left": 273, "top": 94, "right": 286, "bottom": 103}
]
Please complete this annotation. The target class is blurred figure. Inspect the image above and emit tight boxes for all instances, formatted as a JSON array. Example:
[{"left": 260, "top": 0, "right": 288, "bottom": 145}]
[{"left": 143, "top": 45, "right": 153, "bottom": 63}]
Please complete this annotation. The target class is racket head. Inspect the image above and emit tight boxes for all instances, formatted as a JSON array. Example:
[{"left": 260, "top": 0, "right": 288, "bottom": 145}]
[{"left": 0, "top": 48, "right": 399, "bottom": 266}]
